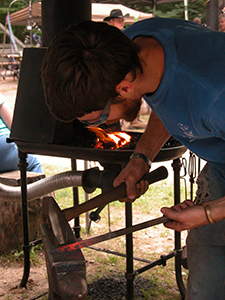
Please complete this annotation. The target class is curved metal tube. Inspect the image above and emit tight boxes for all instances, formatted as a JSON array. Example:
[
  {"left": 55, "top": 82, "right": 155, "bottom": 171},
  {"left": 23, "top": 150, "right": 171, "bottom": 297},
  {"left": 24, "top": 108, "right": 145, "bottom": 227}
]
[{"left": 0, "top": 171, "right": 83, "bottom": 202}]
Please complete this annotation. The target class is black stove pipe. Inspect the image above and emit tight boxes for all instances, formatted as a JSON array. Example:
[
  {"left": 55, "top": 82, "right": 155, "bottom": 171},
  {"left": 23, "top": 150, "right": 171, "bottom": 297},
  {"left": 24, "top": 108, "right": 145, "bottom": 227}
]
[
  {"left": 41, "top": 0, "right": 91, "bottom": 240},
  {"left": 19, "top": 0, "right": 91, "bottom": 288},
  {"left": 42, "top": 0, "right": 91, "bottom": 47}
]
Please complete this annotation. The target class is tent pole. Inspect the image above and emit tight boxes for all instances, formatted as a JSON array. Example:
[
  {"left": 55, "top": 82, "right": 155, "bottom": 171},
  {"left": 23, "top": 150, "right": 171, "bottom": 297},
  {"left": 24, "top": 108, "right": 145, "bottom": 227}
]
[
  {"left": 184, "top": 0, "right": 188, "bottom": 20},
  {"left": 28, "top": 1, "right": 33, "bottom": 46},
  {"left": 1, "top": 22, "right": 7, "bottom": 78},
  {"left": 153, "top": 0, "right": 156, "bottom": 16},
  {"left": 207, "top": 0, "right": 219, "bottom": 30}
]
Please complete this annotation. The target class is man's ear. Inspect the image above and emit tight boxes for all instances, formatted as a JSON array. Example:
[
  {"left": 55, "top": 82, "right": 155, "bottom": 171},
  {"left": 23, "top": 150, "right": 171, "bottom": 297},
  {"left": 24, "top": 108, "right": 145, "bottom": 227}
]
[{"left": 116, "top": 79, "right": 134, "bottom": 96}]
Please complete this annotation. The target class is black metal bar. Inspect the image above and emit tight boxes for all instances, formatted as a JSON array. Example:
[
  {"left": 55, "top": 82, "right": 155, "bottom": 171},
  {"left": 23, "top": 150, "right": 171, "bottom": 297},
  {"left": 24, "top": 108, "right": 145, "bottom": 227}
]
[
  {"left": 18, "top": 150, "right": 30, "bottom": 288},
  {"left": 87, "top": 246, "right": 154, "bottom": 263},
  {"left": 28, "top": 291, "right": 48, "bottom": 300},
  {"left": 188, "top": 152, "right": 196, "bottom": 202},
  {"left": 125, "top": 202, "right": 134, "bottom": 300},
  {"left": 134, "top": 251, "right": 176, "bottom": 276},
  {"left": 88, "top": 246, "right": 177, "bottom": 277},
  {"left": 71, "top": 159, "right": 81, "bottom": 239},
  {"left": 172, "top": 158, "right": 186, "bottom": 299},
  {"left": 29, "top": 239, "right": 42, "bottom": 247}
]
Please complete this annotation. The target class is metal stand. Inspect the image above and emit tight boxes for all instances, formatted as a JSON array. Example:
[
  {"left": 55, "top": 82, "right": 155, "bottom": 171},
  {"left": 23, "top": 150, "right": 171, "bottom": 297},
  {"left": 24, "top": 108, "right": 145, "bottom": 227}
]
[{"left": 18, "top": 153, "right": 186, "bottom": 299}]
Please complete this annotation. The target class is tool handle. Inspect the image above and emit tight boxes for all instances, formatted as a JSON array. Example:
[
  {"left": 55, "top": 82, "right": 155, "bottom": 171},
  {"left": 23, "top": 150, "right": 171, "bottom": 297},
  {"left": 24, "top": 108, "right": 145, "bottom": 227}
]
[{"left": 63, "top": 166, "right": 168, "bottom": 221}]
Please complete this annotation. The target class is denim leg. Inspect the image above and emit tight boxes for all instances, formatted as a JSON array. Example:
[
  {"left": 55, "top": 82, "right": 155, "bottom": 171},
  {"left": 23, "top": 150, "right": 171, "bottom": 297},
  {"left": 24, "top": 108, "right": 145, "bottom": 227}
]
[
  {"left": 186, "top": 164, "right": 225, "bottom": 300},
  {"left": 26, "top": 153, "right": 43, "bottom": 173},
  {"left": 0, "top": 135, "right": 43, "bottom": 173}
]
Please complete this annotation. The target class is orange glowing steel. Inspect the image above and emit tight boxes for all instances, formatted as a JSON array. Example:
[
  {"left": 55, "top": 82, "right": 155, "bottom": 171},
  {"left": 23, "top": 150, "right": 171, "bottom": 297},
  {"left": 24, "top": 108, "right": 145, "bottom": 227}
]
[{"left": 88, "top": 127, "right": 131, "bottom": 149}]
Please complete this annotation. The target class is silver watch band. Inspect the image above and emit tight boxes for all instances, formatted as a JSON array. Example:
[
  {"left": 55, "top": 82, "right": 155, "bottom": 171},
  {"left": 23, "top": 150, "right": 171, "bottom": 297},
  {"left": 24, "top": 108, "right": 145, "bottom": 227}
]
[{"left": 129, "top": 152, "right": 152, "bottom": 168}]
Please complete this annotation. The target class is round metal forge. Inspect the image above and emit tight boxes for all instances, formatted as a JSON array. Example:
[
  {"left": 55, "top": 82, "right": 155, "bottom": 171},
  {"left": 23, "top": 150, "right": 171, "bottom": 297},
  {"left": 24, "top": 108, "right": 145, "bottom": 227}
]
[{"left": 16, "top": 137, "right": 187, "bottom": 165}]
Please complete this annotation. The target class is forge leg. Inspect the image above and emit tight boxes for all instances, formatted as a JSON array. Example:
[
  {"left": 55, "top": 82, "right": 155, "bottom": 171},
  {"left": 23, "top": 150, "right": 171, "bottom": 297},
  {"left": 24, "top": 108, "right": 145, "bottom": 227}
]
[
  {"left": 71, "top": 159, "right": 81, "bottom": 238},
  {"left": 126, "top": 202, "right": 134, "bottom": 300},
  {"left": 18, "top": 150, "right": 30, "bottom": 287},
  {"left": 172, "top": 158, "right": 186, "bottom": 299}
]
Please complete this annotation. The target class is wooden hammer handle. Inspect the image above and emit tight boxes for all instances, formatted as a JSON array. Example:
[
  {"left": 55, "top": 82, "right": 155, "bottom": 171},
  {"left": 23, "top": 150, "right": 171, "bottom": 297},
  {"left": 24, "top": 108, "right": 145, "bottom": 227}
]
[{"left": 63, "top": 166, "right": 168, "bottom": 221}]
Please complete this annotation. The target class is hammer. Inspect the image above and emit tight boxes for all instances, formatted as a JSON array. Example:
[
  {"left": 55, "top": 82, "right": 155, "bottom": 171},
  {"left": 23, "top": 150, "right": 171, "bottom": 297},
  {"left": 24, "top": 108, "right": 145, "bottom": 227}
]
[{"left": 62, "top": 166, "right": 168, "bottom": 221}]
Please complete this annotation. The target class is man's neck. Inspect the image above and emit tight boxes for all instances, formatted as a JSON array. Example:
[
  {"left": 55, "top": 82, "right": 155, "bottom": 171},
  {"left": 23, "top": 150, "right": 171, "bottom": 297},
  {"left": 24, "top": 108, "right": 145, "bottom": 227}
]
[{"left": 134, "top": 37, "right": 165, "bottom": 94}]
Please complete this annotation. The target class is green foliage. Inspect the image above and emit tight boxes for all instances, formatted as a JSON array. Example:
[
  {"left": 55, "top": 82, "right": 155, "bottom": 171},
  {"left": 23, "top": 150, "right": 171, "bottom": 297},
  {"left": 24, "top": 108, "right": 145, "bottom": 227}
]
[
  {"left": 129, "top": 0, "right": 207, "bottom": 24},
  {"left": 1, "top": 244, "right": 43, "bottom": 265}
]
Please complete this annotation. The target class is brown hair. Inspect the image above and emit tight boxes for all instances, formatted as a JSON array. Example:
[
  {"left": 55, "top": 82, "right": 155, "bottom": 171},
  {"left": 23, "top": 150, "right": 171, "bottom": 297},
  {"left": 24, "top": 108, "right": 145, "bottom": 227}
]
[
  {"left": 42, "top": 21, "right": 142, "bottom": 122},
  {"left": 219, "top": 13, "right": 225, "bottom": 20}
]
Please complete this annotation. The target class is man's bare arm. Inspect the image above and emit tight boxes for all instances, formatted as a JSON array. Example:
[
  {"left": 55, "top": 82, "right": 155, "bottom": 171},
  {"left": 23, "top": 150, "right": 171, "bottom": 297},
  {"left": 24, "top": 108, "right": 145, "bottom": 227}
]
[
  {"left": 134, "top": 110, "right": 171, "bottom": 162},
  {"left": 113, "top": 111, "right": 171, "bottom": 201}
]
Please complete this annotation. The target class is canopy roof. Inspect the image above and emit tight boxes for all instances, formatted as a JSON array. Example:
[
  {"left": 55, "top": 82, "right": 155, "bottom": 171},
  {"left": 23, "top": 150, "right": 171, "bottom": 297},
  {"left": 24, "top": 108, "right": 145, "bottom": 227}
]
[
  {"left": 7, "top": 2, "right": 41, "bottom": 26},
  {"left": 7, "top": 2, "right": 153, "bottom": 26}
]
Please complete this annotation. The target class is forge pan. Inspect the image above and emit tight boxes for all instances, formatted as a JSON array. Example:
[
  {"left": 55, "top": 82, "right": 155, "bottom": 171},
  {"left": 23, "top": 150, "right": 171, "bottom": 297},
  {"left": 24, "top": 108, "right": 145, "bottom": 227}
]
[{"left": 15, "top": 137, "right": 187, "bottom": 166}]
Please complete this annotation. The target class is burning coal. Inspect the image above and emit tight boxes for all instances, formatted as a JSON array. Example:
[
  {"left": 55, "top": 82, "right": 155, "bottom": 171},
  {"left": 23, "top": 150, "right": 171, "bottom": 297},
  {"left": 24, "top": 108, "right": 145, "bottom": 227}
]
[{"left": 88, "top": 127, "right": 132, "bottom": 149}]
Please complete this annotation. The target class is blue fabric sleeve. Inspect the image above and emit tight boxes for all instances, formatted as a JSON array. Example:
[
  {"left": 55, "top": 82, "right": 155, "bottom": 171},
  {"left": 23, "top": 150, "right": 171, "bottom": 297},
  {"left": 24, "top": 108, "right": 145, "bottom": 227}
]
[{"left": 208, "top": 90, "right": 225, "bottom": 140}]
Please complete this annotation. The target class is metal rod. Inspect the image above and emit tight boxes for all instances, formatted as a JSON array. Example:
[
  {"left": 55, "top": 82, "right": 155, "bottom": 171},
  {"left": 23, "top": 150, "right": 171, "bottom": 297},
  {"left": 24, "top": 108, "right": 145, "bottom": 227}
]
[
  {"left": 134, "top": 251, "right": 176, "bottom": 276},
  {"left": 54, "top": 215, "right": 170, "bottom": 252},
  {"left": 87, "top": 246, "right": 154, "bottom": 264}
]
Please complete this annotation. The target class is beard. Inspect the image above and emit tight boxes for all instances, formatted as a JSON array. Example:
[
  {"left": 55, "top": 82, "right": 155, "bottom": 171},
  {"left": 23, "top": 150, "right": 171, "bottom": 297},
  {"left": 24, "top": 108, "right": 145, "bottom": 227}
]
[
  {"left": 105, "top": 97, "right": 143, "bottom": 125},
  {"left": 120, "top": 97, "right": 142, "bottom": 122}
]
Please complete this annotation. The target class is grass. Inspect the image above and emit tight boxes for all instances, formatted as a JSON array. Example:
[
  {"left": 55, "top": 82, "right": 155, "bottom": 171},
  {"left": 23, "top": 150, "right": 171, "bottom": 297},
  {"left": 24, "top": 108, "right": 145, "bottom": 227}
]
[{"left": 1, "top": 160, "right": 191, "bottom": 299}]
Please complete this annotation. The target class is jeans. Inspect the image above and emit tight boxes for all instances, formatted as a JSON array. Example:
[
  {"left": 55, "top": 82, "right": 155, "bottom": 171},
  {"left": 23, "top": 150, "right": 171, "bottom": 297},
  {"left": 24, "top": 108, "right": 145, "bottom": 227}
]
[
  {"left": 186, "top": 164, "right": 225, "bottom": 300},
  {"left": 0, "top": 135, "right": 43, "bottom": 173}
]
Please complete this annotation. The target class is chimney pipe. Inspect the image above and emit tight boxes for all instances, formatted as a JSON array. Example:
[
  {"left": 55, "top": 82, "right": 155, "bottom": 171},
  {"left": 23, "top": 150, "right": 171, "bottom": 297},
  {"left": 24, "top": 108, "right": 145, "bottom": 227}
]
[{"left": 41, "top": 0, "right": 91, "bottom": 47}]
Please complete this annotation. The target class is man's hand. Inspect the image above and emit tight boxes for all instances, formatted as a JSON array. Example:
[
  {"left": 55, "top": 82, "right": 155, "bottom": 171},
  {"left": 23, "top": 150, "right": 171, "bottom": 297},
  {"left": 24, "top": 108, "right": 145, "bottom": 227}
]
[
  {"left": 113, "top": 158, "right": 149, "bottom": 202},
  {"left": 113, "top": 111, "right": 170, "bottom": 202},
  {"left": 161, "top": 200, "right": 209, "bottom": 231}
]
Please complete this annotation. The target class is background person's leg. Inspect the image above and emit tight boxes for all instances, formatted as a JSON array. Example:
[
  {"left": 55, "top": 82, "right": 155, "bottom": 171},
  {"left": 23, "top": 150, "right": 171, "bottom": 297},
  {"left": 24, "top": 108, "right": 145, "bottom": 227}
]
[{"left": 0, "top": 136, "right": 43, "bottom": 173}]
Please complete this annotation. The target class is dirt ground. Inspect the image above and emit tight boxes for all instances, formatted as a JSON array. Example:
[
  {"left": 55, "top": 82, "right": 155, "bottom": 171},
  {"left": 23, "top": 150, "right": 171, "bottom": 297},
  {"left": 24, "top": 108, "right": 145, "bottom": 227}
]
[{"left": 0, "top": 259, "right": 48, "bottom": 299}]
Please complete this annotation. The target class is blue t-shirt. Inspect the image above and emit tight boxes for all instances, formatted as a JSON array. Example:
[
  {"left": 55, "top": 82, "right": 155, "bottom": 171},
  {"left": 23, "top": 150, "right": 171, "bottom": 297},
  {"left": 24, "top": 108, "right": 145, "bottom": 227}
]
[
  {"left": 125, "top": 18, "right": 225, "bottom": 184},
  {"left": 0, "top": 93, "right": 10, "bottom": 137}
]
